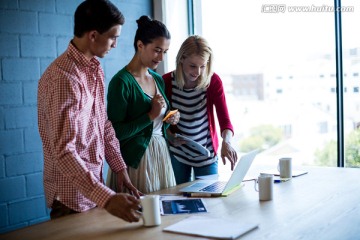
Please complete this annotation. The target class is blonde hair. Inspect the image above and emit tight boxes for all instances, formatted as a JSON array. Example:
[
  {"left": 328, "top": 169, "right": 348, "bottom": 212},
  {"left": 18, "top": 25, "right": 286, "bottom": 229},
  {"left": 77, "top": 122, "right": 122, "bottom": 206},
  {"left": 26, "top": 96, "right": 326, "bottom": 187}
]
[{"left": 174, "top": 35, "right": 213, "bottom": 90}]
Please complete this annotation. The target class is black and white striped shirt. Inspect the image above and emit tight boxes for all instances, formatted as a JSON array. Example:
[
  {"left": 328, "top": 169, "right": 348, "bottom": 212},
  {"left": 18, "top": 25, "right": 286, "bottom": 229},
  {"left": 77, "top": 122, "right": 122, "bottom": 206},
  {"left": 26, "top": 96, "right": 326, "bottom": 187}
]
[{"left": 169, "top": 79, "right": 216, "bottom": 167}]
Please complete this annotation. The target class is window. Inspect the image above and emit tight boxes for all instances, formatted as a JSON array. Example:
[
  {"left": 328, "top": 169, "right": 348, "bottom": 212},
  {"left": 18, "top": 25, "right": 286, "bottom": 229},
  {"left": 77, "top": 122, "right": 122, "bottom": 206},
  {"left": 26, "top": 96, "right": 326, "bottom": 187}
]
[
  {"left": 342, "top": 0, "right": 360, "bottom": 168},
  {"left": 318, "top": 121, "right": 329, "bottom": 134},
  {"left": 193, "top": 0, "right": 340, "bottom": 169},
  {"left": 154, "top": 0, "right": 189, "bottom": 73},
  {"left": 162, "top": 0, "right": 360, "bottom": 170}
]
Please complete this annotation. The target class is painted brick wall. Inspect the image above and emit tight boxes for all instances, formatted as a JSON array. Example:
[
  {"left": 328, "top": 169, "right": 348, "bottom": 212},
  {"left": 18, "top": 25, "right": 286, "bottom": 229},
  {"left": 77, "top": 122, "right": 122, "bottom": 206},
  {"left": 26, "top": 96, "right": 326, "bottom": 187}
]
[{"left": 0, "top": 0, "right": 152, "bottom": 233}]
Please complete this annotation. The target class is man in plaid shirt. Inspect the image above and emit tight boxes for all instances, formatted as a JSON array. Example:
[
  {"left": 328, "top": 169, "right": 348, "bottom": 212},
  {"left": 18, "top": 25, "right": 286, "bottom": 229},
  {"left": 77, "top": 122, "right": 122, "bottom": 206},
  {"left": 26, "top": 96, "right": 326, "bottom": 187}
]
[{"left": 38, "top": 0, "right": 141, "bottom": 222}]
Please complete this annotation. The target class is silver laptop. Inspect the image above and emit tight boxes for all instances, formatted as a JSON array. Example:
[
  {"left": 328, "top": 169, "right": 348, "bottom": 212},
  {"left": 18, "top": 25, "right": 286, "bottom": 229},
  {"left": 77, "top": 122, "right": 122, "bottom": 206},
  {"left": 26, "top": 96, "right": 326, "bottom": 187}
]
[{"left": 179, "top": 149, "right": 259, "bottom": 197}]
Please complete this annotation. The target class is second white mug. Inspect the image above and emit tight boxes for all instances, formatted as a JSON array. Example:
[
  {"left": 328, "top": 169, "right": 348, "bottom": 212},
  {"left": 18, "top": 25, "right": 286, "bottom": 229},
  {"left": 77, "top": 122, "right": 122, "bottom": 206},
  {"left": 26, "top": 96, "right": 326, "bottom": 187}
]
[
  {"left": 278, "top": 157, "right": 292, "bottom": 178},
  {"left": 256, "top": 174, "right": 273, "bottom": 201}
]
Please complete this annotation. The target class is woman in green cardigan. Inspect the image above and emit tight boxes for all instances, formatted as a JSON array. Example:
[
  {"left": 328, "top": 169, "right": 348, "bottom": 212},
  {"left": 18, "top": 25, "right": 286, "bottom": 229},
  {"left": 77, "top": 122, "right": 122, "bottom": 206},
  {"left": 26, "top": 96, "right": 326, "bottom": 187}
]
[{"left": 107, "top": 16, "right": 179, "bottom": 193}]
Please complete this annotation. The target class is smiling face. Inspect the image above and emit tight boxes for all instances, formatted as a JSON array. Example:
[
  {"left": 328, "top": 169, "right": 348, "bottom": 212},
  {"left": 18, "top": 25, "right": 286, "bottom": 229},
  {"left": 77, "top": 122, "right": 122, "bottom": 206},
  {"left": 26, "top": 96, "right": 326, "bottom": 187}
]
[
  {"left": 181, "top": 54, "right": 209, "bottom": 86},
  {"left": 138, "top": 37, "right": 170, "bottom": 69},
  {"left": 89, "top": 24, "right": 121, "bottom": 58}
]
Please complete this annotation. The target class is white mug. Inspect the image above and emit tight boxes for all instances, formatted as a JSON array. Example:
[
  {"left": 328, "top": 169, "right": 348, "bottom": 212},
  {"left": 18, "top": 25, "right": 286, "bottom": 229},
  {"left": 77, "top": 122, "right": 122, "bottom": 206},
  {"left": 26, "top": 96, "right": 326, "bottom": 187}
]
[
  {"left": 140, "top": 195, "right": 161, "bottom": 227},
  {"left": 278, "top": 157, "right": 292, "bottom": 178},
  {"left": 255, "top": 174, "right": 273, "bottom": 201}
]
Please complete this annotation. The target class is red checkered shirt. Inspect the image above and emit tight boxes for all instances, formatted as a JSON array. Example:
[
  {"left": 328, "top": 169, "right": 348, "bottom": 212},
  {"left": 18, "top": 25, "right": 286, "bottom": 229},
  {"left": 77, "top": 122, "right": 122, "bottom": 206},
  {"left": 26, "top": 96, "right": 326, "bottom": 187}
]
[{"left": 38, "top": 42, "right": 126, "bottom": 212}]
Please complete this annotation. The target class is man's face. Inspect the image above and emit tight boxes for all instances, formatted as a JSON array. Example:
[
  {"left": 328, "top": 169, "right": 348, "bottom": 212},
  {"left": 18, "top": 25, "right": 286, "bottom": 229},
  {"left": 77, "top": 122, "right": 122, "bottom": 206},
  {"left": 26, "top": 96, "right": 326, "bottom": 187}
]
[{"left": 90, "top": 24, "right": 121, "bottom": 58}]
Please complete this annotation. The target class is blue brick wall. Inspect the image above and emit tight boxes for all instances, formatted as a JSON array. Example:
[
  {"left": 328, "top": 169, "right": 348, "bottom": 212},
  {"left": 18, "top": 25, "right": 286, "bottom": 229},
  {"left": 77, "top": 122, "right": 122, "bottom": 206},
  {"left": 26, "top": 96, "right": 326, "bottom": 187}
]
[{"left": 0, "top": 0, "right": 152, "bottom": 234}]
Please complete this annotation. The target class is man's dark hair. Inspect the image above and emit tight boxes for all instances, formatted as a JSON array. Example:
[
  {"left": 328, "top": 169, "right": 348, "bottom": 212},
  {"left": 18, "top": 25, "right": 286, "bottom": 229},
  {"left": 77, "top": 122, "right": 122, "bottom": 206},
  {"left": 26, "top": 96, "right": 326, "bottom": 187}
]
[{"left": 74, "top": 0, "right": 125, "bottom": 37}]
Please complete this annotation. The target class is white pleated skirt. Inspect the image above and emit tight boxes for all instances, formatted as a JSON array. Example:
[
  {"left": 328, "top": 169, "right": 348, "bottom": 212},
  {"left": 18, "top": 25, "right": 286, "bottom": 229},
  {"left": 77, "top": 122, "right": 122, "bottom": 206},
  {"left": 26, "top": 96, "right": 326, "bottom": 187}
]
[{"left": 108, "top": 135, "right": 176, "bottom": 194}]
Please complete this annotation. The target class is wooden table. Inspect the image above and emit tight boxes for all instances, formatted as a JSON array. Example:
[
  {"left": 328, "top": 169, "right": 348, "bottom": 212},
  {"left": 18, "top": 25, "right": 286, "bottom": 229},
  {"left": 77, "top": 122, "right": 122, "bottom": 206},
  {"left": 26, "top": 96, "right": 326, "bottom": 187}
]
[{"left": 1, "top": 167, "right": 360, "bottom": 240}]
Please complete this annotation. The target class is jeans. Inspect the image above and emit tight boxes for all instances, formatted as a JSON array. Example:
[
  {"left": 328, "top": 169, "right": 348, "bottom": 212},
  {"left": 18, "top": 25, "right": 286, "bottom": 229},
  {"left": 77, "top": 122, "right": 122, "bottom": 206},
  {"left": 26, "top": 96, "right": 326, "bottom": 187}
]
[{"left": 170, "top": 154, "right": 218, "bottom": 185}]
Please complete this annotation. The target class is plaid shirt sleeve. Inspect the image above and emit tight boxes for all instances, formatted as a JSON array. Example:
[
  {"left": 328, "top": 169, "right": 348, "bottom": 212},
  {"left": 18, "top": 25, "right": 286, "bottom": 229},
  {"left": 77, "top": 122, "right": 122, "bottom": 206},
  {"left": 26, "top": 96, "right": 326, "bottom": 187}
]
[{"left": 104, "top": 118, "right": 127, "bottom": 173}]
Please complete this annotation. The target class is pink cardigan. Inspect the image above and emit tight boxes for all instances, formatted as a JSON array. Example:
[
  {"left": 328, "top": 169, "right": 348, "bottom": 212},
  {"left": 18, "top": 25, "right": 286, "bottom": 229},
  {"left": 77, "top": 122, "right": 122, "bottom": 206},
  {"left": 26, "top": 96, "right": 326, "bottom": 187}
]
[{"left": 163, "top": 71, "right": 234, "bottom": 154}]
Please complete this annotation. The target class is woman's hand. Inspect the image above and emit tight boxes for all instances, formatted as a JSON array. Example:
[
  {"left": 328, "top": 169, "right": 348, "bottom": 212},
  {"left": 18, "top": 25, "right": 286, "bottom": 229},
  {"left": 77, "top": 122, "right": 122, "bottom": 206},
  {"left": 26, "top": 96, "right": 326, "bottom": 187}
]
[
  {"left": 148, "top": 94, "right": 166, "bottom": 120},
  {"left": 220, "top": 141, "right": 238, "bottom": 170},
  {"left": 165, "top": 111, "right": 180, "bottom": 125},
  {"left": 220, "top": 129, "right": 238, "bottom": 171},
  {"left": 166, "top": 129, "right": 186, "bottom": 146}
]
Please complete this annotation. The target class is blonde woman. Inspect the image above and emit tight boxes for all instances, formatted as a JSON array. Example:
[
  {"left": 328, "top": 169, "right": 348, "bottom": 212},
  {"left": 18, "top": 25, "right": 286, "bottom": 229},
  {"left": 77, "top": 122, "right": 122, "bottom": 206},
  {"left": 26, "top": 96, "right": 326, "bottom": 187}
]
[{"left": 163, "top": 35, "right": 238, "bottom": 184}]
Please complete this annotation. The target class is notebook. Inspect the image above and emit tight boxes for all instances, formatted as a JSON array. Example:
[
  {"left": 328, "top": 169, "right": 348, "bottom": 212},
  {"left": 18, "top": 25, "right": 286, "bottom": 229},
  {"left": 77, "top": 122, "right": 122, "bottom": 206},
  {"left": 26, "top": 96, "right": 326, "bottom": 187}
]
[
  {"left": 163, "top": 216, "right": 258, "bottom": 239},
  {"left": 179, "top": 149, "right": 259, "bottom": 197}
]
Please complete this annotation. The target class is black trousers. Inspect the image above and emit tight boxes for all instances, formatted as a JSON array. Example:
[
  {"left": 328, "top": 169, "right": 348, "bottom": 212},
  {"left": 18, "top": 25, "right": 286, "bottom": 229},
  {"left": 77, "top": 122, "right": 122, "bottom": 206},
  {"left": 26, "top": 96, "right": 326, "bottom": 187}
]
[{"left": 50, "top": 200, "right": 79, "bottom": 220}]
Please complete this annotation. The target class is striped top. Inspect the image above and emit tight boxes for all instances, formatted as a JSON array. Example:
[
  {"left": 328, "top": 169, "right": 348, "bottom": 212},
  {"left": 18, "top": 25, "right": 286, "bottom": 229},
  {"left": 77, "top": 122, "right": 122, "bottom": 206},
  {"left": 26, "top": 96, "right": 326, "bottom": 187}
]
[{"left": 169, "top": 78, "right": 216, "bottom": 167}]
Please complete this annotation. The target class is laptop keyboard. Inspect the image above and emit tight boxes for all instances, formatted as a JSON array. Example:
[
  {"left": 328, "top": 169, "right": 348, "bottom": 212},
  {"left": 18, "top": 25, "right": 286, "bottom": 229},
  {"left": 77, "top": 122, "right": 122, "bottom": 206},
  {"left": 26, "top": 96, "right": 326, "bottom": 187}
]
[{"left": 199, "top": 181, "right": 227, "bottom": 192}]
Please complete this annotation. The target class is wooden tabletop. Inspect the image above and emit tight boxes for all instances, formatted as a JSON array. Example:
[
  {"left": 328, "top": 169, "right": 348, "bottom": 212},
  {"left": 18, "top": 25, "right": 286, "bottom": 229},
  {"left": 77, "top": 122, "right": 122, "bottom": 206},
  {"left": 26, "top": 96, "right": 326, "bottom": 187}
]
[{"left": 1, "top": 166, "right": 360, "bottom": 240}]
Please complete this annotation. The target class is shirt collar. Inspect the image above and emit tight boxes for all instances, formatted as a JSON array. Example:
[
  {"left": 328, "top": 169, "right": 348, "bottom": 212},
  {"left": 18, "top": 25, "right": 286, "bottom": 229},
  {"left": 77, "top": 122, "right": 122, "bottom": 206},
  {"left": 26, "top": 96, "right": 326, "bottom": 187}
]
[{"left": 68, "top": 41, "right": 100, "bottom": 70}]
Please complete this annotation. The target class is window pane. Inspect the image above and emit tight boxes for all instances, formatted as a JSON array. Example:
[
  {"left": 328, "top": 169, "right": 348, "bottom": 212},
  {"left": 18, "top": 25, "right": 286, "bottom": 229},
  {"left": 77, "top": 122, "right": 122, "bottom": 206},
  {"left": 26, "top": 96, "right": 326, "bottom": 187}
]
[
  {"left": 163, "top": 0, "right": 189, "bottom": 72},
  {"left": 342, "top": 1, "right": 360, "bottom": 168},
  {"left": 196, "top": 0, "right": 338, "bottom": 172}
]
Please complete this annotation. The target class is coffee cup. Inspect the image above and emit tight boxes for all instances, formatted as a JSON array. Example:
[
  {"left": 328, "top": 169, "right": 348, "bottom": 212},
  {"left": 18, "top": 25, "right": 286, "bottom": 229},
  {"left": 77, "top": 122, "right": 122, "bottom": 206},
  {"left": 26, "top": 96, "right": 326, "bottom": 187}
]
[
  {"left": 278, "top": 157, "right": 292, "bottom": 178},
  {"left": 255, "top": 174, "right": 273, "bottom": 201},
  {"left": 140, "top": 195, "right": 161, "bottom": 227}
]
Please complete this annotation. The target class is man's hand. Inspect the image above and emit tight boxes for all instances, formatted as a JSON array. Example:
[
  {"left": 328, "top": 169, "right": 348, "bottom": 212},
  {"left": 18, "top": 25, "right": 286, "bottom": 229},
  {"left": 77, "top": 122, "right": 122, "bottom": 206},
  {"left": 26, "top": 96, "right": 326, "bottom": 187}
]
[
  {"left": 116, "top": 169, "right": 143, "bottom": 198},
  {"left": 105, "top": 193, "right": 141, "bottom": 222}
]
